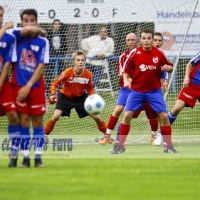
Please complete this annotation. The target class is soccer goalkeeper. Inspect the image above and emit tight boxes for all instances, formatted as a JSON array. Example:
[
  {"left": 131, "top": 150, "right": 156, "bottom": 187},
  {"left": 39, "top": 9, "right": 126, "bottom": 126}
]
[{"left": 44, "top": 50, "right": 108, "bottom": 138}]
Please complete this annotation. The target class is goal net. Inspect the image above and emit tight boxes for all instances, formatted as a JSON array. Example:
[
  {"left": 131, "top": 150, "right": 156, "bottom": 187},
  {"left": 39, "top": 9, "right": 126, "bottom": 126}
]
[{"left": 0, "top": 0, "right": 200, "bottom": 146}]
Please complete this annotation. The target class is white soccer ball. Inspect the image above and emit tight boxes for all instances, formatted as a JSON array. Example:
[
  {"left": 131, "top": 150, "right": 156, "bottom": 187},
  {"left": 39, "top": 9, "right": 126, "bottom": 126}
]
[{"left": 84, "top": 94, "right": 106, "bottom": 115}]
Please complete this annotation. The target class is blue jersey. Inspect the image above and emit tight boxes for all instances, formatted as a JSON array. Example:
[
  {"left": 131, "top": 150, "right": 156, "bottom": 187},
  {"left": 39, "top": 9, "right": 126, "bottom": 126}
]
[
  {"left": 11, "top": 28, "right": 49, "bottom": 88},
  {"left": 0, "top": 32, "right": 17, "bottom": 74},
  {"left": 189, "top": 51, "right": 200, "bottom": 87}
]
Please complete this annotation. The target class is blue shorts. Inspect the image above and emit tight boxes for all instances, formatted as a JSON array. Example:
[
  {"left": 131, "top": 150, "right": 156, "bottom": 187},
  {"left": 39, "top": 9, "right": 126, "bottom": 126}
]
[
  {"left": 125, "top": 88, "right": 167, "bottom": 113},
  {"left": 116, "top": 87, "right": 132, "bottom": 106}
]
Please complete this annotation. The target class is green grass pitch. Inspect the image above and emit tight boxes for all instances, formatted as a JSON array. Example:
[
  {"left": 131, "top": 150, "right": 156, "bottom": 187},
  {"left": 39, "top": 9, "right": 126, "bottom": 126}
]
[
  {"left": 0, "top": 92, "right": 200, "bottom": 199},
  {"left": 1, "top": 143, "right": 200, "bottom": 200}
]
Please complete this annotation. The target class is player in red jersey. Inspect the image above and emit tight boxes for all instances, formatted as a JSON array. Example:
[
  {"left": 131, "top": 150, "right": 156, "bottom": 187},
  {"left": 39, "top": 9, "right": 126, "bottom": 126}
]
[
  {"left": 44, "top": 50, "right": 107, "bottom": 137},
  {"left": 11, "top": 9, "right": 49, "bottom": 167},
  {"left": 111, "top": 29, "right": 177, "bottom": 154},
  {"left": 0, "top": 6, "right": 20, "bottom": 167},
  {"left": 99, "top": 32, "right": 167, "bottom": 146},
  {"left": 168, "top": 51, "right": 200, "bottom": 127},
  {"left": 98, "top": 33, "right": 138, "bottom": 145},
  {"left": 148, "top": 32, "right": 170, "bottom": 145},
  {"left": 113, "top": 32, "right": 170, "bottom": 147}
]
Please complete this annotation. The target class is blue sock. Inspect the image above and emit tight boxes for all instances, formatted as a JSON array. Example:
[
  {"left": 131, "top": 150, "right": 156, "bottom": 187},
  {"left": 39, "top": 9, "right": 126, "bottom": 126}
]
[
  {"left": 20, "top": 126, "right": 31, "bottom": 158},
  {"left": 115, "top": 123, "right": 121, "bottom": 142},
  {"left": 168, "top": 111, "right": 177, "bottom": 125},
  {"left": 33, "top": 126, "right": 44, "bottom": 158},
  {"left": 8, "top": 124, "right": 20, "bottom": 156}
]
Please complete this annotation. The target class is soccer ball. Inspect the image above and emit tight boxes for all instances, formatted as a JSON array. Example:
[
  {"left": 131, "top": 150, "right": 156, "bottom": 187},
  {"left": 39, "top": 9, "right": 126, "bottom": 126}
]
[{"left": 84, "top": 94, "right": 106, "bottom": 115}]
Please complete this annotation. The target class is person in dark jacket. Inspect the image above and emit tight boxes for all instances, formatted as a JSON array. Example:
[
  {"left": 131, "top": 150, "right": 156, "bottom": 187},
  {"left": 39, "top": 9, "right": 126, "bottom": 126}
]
[{"left": 45, "top": 19, "right": 67, "bottom": 97}]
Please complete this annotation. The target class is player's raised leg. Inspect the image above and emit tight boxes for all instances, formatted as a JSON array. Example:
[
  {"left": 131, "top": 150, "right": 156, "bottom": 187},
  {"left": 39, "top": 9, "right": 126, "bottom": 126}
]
[
  {"left": 168, "top": 52, "right": 200, "bottom": 134},
  {"left": 168, "top": 100, "right": 185, "bottom": 125}
]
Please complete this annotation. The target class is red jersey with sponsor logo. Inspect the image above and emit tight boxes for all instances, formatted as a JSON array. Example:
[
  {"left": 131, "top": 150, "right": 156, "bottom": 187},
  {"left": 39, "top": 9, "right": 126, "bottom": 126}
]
[
  {"left": 124, "top": 46, "right": 173, "bottom": 92},
  {"left": 117, "top": 50, "right": 130, "bottom": 87},
  {"left": 51, "top": 67, "right": 94, "bottom": 99}
]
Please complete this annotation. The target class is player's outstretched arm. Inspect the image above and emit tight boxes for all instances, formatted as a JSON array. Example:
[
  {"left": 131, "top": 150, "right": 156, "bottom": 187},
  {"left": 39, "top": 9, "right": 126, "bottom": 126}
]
[
  {"left": 49, "top": 79, "right": 60, "bottom": 105},
  {"left": 17, "top": 63, "right": 45, "bottom": 102},
  {"left": 50, "top": 70, "right": 66, "bottom": 96},
  {"left": 183, "top": 62, "right": 192, "bottom": 88},
  {"left": 0, "top": 21, "right": 13, "bottom": 39},
  {"left": 20, "top": 26, "right": 46, "bottom": 37}
]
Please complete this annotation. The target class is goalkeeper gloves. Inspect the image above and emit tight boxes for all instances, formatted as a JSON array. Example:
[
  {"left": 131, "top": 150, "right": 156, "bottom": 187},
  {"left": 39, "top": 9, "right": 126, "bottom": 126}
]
[{"left": 49, "top": 94, "right": 58, "bottom": 104}]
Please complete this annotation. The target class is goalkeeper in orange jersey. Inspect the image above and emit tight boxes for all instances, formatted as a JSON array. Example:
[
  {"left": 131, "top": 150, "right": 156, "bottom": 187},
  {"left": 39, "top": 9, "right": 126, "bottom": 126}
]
[{"left": 44, "top": 50, "right": 109, "bottom": 138}]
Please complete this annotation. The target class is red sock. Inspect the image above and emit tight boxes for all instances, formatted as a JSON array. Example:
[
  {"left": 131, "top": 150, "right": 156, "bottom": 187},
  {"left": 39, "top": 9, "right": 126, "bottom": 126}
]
[
  {"left": 149, "top": 119, "right": 158, "bottom": 131},
  {"left": 107, "top": 115, "right": 119, "bottom": 130},
  {"left": 160, "top": 125, "right": 172, "bottom": 148},
  {"left": 119, "top": 123, "right": 130, "bottom": 148}
]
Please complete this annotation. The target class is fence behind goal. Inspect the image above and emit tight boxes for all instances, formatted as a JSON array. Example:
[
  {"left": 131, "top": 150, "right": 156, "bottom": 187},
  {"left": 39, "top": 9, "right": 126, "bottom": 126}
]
[{"left": 0, "top": 0, "right": 200, "bottom": 145}]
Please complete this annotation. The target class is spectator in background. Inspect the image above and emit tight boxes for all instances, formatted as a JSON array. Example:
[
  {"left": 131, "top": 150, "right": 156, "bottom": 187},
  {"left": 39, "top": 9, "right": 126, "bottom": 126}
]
[
  {"left": 45, "top": 19, "right": 67, "bottom": 97},
  {"left": 81, "top": 27, "right": 114, "bottom": 87}
]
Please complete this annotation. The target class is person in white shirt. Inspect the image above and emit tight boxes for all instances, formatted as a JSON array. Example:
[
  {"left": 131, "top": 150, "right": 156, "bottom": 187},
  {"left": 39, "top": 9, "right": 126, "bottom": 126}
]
[{"left": 81, "top": 27, "right": 114, "bottom": 86}]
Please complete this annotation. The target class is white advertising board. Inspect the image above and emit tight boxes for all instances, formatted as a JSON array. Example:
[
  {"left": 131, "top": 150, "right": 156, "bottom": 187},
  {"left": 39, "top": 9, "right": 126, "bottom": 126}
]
[{"left": 1, "top": 0, "right": 199, "bottom": 56}]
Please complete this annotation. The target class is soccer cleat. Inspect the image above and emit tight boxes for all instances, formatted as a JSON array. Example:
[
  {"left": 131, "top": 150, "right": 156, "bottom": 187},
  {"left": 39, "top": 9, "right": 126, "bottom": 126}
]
[
  {"left": 8, "top": 154, "right": 18, "bottom": 168},
  {"left": 35, "top": 158, "right": 44, "bottom": 168},
  {"left": 108, "top": 137, "right": 115, "bottom": 145},
  {"left": 151, "top": 134, "right": 157, "bottom": 145},
  {"left": 110, "top": 143, "right": 126, "bottom": 154},
  {"left": 20, "top": 158, "right": 30, "bottom": 168},
  {"left": 99, "top": 135, "right": 115, "bottom": 145},
  {"left": 164, "top": 144, "right": 177, "bottom": 153},
  {"left": 154, "top": 133, "right": 163, "bottom": 146}
]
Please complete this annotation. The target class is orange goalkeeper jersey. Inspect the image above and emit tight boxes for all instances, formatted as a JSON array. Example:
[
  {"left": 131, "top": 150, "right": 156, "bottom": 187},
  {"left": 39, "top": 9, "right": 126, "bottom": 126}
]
[{"left": 50, "top": 67, "right": 94, "bottom": 99}]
